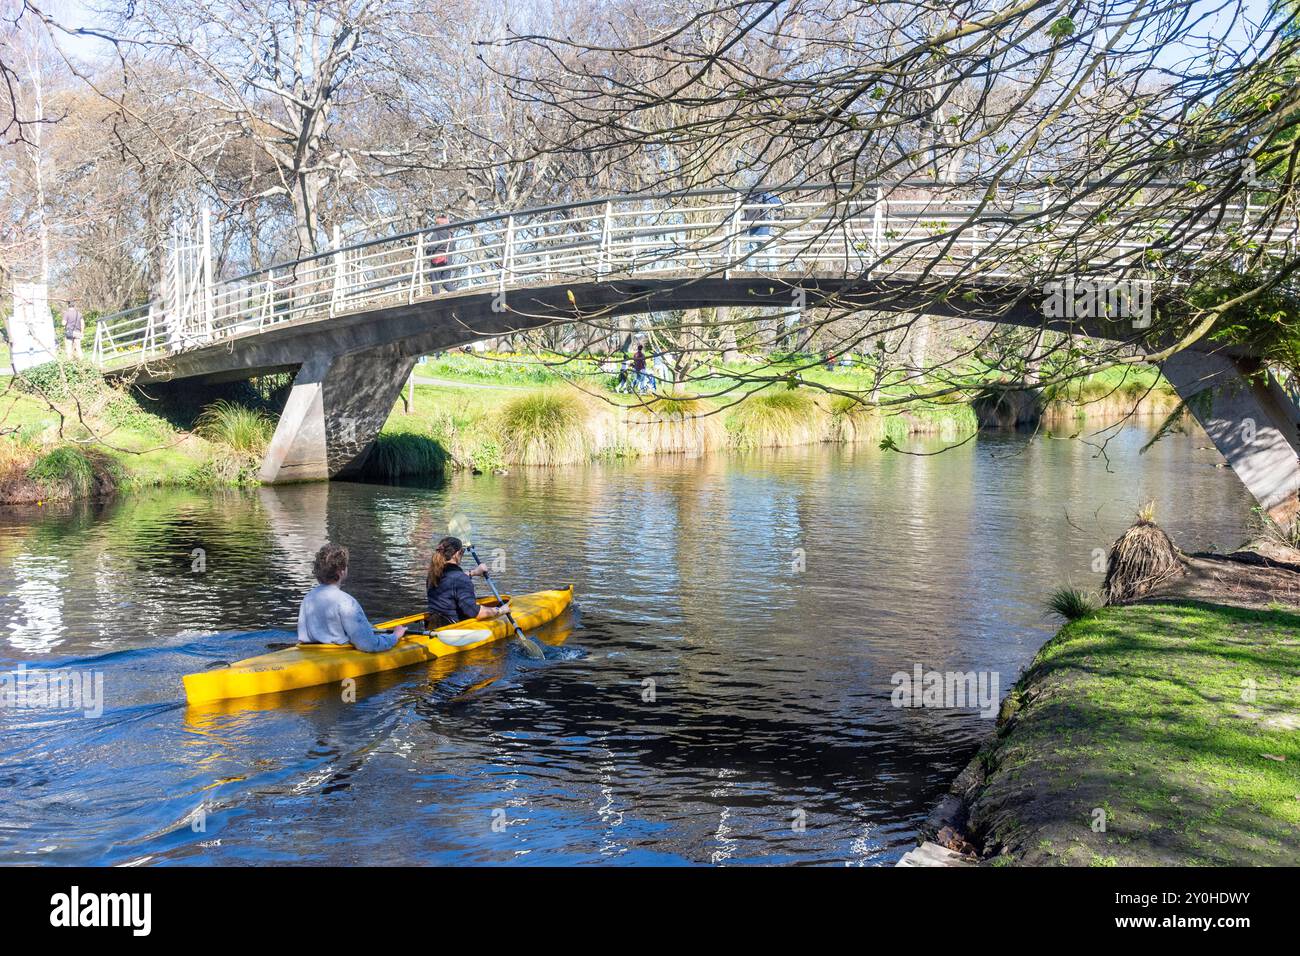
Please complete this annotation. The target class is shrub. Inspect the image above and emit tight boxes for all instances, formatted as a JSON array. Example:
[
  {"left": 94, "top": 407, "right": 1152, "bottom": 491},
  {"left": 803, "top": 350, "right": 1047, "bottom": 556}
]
[{"left": 15, "top": 360, "right": 107, "bottom": 404}]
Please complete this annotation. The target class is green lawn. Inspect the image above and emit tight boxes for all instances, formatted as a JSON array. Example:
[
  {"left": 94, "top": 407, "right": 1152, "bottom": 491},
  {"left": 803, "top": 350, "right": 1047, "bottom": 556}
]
[{"left": 970, "top": 601, "right": 1300, "bottom": 866}]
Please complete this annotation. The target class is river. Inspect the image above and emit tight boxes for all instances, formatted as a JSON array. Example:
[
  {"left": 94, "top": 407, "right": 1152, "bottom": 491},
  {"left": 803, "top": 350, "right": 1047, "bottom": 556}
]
[{"left": 0, "top": 424, "right": 1254, "bottom": 865}]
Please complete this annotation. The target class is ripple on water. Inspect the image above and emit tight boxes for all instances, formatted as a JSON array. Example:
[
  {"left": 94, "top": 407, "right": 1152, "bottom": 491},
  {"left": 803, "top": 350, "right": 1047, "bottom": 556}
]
[{"left": 0, "top": 428, "right": 1252, "bottom": 864}]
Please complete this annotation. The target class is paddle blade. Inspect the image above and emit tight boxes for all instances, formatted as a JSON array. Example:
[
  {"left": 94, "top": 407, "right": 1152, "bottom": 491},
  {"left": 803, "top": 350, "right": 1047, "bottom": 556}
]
[
  {"left": 516, "top": 630, "right": 546, "bottom": 659},
  {"left": 447, "top": 512, "right": 474, "bottom": 546}
]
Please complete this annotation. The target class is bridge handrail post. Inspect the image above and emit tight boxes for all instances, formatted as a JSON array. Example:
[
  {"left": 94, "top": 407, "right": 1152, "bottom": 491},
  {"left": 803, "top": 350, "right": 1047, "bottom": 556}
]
[
  {"left": 598, "top": 201, "right": 613, "bottom": 278},
  {"left": 330, "top": 225, "right": 343, "bottom": 316},
  {"left": 500, "top": 215, "right": 515, "bottom": 294},
  {"left": 411, "top": 231, "right": 424, "bottom": 303},
  {"left": 872, "top": 187, "right": 884, "bottom": 269},
  {"left": 202, "top": 206, "right": 214, "bottom": 341},
  {"left": 92, "top": 322, "right": 103, "bottom": 366},
  {"left": 726, "top": 192, "right": 743, "bottom": 278}
]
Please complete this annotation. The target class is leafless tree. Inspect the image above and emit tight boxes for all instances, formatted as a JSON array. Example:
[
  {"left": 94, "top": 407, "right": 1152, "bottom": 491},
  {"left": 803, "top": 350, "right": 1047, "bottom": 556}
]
[{"left": 477, "top": 0, "right": 1300, "bottom": 412}]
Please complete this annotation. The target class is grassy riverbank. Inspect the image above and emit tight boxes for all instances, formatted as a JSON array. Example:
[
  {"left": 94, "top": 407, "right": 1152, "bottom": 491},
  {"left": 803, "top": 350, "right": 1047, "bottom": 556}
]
[
  {"left": 0, "top": 351, "right": 1183, "bottom": 498},
  {"left": 376, "top": 376, "right": 980, "bottom": 474},
  {"left": 965, "top": 601, "right": 1300, "bottom": 866},
  {"left": 0, "top": 361, "right": 267, "bottom": 503}
]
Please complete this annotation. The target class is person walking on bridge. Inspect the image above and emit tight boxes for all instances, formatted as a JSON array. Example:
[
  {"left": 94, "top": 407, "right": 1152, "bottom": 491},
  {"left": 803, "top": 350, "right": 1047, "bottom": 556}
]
[
  {"left": 427, "top": 213, "right": 458, "bottom": 293},
  {"left": 62, "top": 301, "right": 84, "bottom": 360}
]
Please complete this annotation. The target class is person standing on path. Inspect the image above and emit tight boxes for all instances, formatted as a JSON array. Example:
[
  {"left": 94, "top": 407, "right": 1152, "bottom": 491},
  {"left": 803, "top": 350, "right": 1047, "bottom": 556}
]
[
  {"left": 632, "top": 344, "right": 649, "bottom": 393},
  {"left": 63, "top": 302, "right": 84, "bottom": 360}
]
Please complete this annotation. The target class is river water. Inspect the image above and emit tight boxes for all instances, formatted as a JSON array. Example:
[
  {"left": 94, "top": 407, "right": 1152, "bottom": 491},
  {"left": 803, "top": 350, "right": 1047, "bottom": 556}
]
[{"left": 0, "top": 424, "right": 1254, "bottom": 865}]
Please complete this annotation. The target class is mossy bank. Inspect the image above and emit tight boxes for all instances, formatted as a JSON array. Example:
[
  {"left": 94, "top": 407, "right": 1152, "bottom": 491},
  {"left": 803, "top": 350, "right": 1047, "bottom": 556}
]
[
  {"left": 1, "top": 360, "right": 274, "bottom": 505},
  {"left": 937, "top": 599, "right": 1300, "bottom": 866}
]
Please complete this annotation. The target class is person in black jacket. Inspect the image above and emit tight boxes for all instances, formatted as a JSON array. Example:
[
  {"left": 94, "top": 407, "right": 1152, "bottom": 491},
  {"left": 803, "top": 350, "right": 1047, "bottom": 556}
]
[
  {"left": 426, "top": 536, "right": 512, "bottom": 627},
  {"left": 427, "top": 213, "right": 458, "bottom": 292}
]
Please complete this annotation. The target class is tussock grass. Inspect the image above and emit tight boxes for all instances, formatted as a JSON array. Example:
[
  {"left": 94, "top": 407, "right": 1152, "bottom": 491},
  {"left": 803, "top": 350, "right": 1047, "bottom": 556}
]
[
  {"left": 362, "top": 432, "right": 450, "bottom": 479},
  {"left": 497, "top": 389, "right": 594, "bottom": 465},
  {"left": 1045, "top": 585, "right": 1099, "bottom": 621},
  {"left": 6, "top": 444, "right": 121, "bottom": 502},
  {"left": 825, "top": 395, "right": 882, "bottom": 444},
  {"left": 728, "top": 389, "right": 824, "bottom": 448},
  {"left": 621, "top": 393, "right": 725, "bottom": 456},
  {"left": 195, "top": 400, "right": 274, "bottom": 454}
]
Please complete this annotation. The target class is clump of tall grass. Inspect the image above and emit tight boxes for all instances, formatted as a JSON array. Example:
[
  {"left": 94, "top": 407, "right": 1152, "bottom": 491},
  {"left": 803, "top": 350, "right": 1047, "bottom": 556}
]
[
  {"left": 621, "top": 393, "right": 725, "bottom": 456},
  {"left": 496, "top": 389, "right": 595, "bottom": 465},
  {"left": 825, "top": 395, "right": 883, "bottom": 444},
  {"left": 362, "top": 432, "right": 450, "bottom": 479},
  {"left": 1045, "top": 586, "right": 1100, "bottom": 621},
  {"left": 728, "top": 389, "right": 824, "bottom": 448},
  {"left": 13, "top": 444, "right": 121, "bottom": 501},
  {"left": 194, "top": 400, "right": 274, "bottom": 454},
  {"left": 27, "top": 445, "right": 96, "bottom": 497}
]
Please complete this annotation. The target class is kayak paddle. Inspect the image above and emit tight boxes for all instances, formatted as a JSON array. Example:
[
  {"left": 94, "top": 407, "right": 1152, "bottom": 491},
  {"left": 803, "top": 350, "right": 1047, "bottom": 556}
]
[
  {"left": 447, "top": 513, "right": 545, "bottom": 659},
  {"left": 465, "top": 543, "right": 545, "bottom": 659}
]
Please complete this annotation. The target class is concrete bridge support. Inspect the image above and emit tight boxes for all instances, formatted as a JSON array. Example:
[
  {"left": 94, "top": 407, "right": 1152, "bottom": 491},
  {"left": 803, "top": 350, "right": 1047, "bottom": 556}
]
[
  {"left": 259, "top": 345, "right": 417, "bottom": 483},
  {"left": 1162, "top": 350, "right": 1300, "bottom": 528}
]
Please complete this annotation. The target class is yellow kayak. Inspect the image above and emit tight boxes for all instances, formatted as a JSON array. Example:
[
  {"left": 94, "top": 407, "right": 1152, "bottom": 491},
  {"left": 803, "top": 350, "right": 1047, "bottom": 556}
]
[{"left": 182, "top": 586, "right": 574, "bottom": 705}]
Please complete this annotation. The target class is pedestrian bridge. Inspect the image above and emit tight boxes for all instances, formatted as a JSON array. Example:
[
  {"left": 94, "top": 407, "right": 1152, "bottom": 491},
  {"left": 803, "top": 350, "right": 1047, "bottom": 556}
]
[{"left": 89, "top": 182, "right": 1300, "bottom": 523}]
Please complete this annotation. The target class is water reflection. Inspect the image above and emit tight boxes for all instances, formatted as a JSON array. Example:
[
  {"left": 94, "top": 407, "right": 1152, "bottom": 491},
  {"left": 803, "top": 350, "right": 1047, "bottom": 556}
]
[{"left": 0, "top": 425, "right": 1255, "bottom": 864}]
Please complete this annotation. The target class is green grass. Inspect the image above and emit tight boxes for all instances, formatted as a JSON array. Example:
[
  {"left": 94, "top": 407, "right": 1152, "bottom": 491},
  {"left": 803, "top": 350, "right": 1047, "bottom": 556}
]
[
  {"left": 971, "top": 601, "right": 1300, "bottom": 866},
  {"left": 1045, "top": 585, "right": 1100, "bottom": 621},
  {"left": 726, "top": 388, "right": 824, "bottom": 448},
  {"left": 420, "top": 351, "right": 590, "bottom": 386},
  {"left": 497, "top": 389, "right": 594, "bottom": 465},
  {"left": 194, "top": 400, "right": 274, "bottom": 454}
]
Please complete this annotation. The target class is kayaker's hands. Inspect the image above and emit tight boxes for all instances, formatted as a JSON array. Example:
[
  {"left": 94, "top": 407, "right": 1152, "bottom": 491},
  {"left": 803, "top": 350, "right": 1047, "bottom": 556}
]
[
  {"left": 496, "top": 603, "right": 511, "bottom": 617},
  {"left": 470, "top": 562, "right": 490, "bottom": 577},
  {"left": 393, "top": 625, "right": 407, "bottom": 639}
]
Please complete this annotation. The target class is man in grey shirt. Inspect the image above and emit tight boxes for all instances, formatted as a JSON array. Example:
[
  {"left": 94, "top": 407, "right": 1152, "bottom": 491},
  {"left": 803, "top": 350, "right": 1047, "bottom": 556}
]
[{"left": 298, "top": 543, "right": 405, "bottom": 652}]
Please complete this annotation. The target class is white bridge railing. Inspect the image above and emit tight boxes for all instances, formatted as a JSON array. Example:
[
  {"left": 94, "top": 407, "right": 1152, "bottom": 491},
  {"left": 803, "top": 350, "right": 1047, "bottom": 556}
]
[{"left": 91, "top": 182, "right": 1286, "bottom": 367}]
